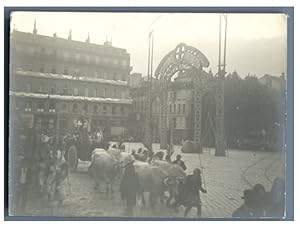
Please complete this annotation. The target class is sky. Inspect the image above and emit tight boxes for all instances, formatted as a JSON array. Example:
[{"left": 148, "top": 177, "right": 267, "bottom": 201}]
[{"left": 10, "top": 12, "right": 287, "bottom": 78}]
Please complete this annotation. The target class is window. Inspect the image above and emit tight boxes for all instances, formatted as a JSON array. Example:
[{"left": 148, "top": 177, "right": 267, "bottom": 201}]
[
  {"left": 59, "top": 118, "right": 67, "bottom": 133},
  {"left": 64, "top": 52, "right": 70, "bottom": 59},
  {"left": 97, "top": 89, "right": 101, "bottom": 97},
  {"left": 49, "top": 119, "right": 55, "bottom": 130},
  {"left": 85, "top": 55, "right": 90, "bottom": 63},
  {"left": 93, "top": 88, "right": 97, "bottom": 97},
  {"left": 103, "top": 72, "right": 108, "bottom": 79},
  {"left": 35, "top": 118, "right": 42, "bottom": 130},
  {"left": 73, "top": 88, "right": 79, "bottom": 96},
  {"left": 75, "top": 53, "right": 80, "bottom": 61},
  {"left": 183, "top": 104, "right": 186, "bottom": 113},
  {"left": 169, "top": 104, "right": 172, "bottom": 113},
  {"left": 84, "top": 103, "right": 88, "bottom": 113},
  {"left": 63, "top": 87, "right": 68, "bottom": 95},
  {"left": 49, "top": 101, "right": 56, "bottom": 112},
  {"left": 64, "top": 68, "right": 69, "bottom": 75},
  {"left": 104, "top": 88, "right": 107, "bottom": 97},
  {"left": 62, "top": 103, "right": 67, "bottom": 111},
  {"left": 191, "top": 104, "right": 194, "bottom": 112},
  {"left": 73, "top": 104, "right": 78, "bottom": 113},
  {"left": 103, "top": 105, "right": 107, "bottom": 114},
  {"left": 178, "top": 104, "right": 181, "bottom": 113},
  {"left": 173, "top": 118, "right": 177, "bottom": 129},
  {"left": 90, "top": 55, "right": 95, "bottom": 64},
  {"left": 113, "top": 73, "right": 117, "bottom": 81},
  {"left": 95, "top": 56, "right": 100, "bottom": 64},
  {"left": 15, "top": 99, "right": 21, "bottom": 110},
  {"left": 38, "top": 85, "right": 43, "bottom": 93},
  {"left": 37, "top": 102, "right": 44, "bottom": 112},
  {"left": 112, "top": 106, "right": 116, "bottom": 115},
  {"left": 85, "top": 88, "right": 89, "bottom": 97},
  {"left": 40, "top": 47, "right": 45, "bottom": 54},
  {"left": 28, "top": 46, "right": 35, "bottom": 55},
  {"left": 40, "top": 66, "right": 44, "bottom": 73},
  {"left": 25, "top": 101, "right": 32, "bottom": 111},
  {"left": 93, "top": 105, "right": 98, "bottom": 114},
  {"left": 113, "top": 89, "right": 118, "bottom": 98},
  {"left": 120, "top": 106, "right": 124, "bottom": 115},
  {"left": 173, "top": 104, "right": 176, "bottom": 113},
  {"left": 51, "top": 68, "right": 56, "bottom": 74},
  {"left": 50, "top": 87, "right": 55, "bottom": 95}
]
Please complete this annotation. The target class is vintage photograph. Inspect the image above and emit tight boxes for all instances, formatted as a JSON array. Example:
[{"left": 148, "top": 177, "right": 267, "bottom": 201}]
[{"left": 8, "top": 11, "right": 287, "bottom": 219}]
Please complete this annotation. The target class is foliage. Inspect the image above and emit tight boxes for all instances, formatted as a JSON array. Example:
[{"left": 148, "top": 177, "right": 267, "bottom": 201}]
[{"left": 224, "top": 71, "right": 285, "bottom": 150}]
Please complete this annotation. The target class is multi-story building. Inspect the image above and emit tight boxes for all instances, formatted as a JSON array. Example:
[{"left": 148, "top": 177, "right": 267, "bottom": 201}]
[
  {"left": 9, "top": 21, "right": 133, "bottom": 138},
  {"left": 131, "top": 73, "right": 198, "bottom": 144},
  {"left": 128, "top": 73, "right": 143, "bottom": 88},
  {"left": 258, "top": 73, "right": 286, "bottom": 91}
]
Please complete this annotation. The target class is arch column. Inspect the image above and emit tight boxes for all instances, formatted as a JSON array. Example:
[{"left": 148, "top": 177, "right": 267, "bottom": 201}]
[
  {"left": 160, "top": 90, "right": 168, "bottom": 149},
  {"left": 215, "top": 77, "right": 226, "bottom": 156},
  {"left": 193, "top": 86, "right": 203, "bottom": 153}
]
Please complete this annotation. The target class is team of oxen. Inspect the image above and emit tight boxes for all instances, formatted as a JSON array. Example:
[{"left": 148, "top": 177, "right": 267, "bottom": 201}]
[{"left": 88, "top": 145, "right": 186, "bottom": 210}]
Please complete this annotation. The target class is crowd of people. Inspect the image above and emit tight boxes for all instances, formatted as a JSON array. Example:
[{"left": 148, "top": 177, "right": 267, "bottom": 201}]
[
  {"left": 10, "top": 122, "right": 71, "bottom": 215},
  {"left": 10, "top": 122, "right": 285, "bottom": 218}
]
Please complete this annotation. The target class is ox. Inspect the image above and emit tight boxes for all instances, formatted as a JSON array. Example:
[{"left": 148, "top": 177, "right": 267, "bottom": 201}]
[
  {"left": 88, "top": 149, "right": 118, "bottom": 194},
  {"left": 151, "top": 160, "right": 187, "bottom": 206}
]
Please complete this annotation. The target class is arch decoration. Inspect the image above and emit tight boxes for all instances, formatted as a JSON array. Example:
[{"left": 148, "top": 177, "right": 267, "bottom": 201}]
[{"left": 146, "top": 43, "right": 225, "bottom": 156}]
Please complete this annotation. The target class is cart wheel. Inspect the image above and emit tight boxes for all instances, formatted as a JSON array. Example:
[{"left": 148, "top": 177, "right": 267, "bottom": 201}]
[{"left": 68, "top": 145, "right": 78, "bottom": 172}]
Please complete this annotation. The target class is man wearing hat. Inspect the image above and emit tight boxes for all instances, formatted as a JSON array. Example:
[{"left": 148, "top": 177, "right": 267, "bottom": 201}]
[
  {"left": 174, "top": 168, "right": 207, "bottom": 217},
  {"left": 172, "top": 154, "right": 187, "bottom": 171},
  {"left": 120, "top": 159, "right": 140, "bottom": 216},
  {"left": 232, "top": 189, "right": 256, "bottom": 217}
]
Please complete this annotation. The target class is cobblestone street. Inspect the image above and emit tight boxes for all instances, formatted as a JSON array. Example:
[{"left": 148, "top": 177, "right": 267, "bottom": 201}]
[{"left": 25, "top": 143, "right": 285, "bottom": 218}]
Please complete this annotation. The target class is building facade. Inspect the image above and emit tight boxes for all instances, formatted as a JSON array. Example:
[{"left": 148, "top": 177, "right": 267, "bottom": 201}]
[
  {"left": 258, "top": 73, "right": 286, "bottom": 91},
  {"left": 10, "top": 22, "right": 133, "bottom": 138},
  {"left": 131, "top": 74, "right": 196, "bottom": 144}
]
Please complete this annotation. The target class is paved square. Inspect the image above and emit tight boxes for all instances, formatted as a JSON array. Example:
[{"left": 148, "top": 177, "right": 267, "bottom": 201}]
[{"left": 26, "top": 143, "right": 285, "bottom": 218}]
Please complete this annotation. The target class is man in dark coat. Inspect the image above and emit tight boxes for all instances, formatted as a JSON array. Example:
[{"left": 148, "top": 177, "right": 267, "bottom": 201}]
[
  {"left": 175, "top": 168, "right": 207, "bottom": 217},
  {"left": 232, "top": 184, "right": 268, "bottom": 218},
  {"left": 172, "top": 155, "right": 187, "bottom": 171},
  {"left": 232, "top": 189, "right": 256, "bottom": 217},
  {"left": 120, "top": 160, "right": 140, "bottom": 216}
]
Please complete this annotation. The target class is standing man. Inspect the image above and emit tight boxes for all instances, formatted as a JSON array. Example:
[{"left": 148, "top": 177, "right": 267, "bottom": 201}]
[
  {"left": 178, "top": 168, "right": 207, "bottom": 217},
  {"left": 120, "top": 160, "right": 140, "bottom": 216},
  {"left": 172, "top": 154, "right": 187, "bottom": 171}
]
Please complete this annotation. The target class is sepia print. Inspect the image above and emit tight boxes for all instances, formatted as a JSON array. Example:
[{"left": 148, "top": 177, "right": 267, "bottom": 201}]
[{"left": 8, "top": 11, "right": 287, "bottom": 219}]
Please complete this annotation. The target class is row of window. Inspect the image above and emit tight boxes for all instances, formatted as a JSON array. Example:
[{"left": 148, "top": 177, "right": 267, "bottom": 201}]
[
  {"left": 169, "top": 103, "right": 186, "bottom": 114},
  {"left": 17, "top": 101, "right": 127, "bottom": 115},
  {"left": 166, "top": 117, "right": 187, "bottom": 129},
  {"left": 34, "top": 66, "right": 128, "bottom": 81},
  {"left": 133, "top": 100, "right": 188, "bottom": 115},
  {"left": 24, "top": 83, "right": 126, "bottom": 99},
  {"left": 14, "top": 45, "right": 130, "bottom": 68}
]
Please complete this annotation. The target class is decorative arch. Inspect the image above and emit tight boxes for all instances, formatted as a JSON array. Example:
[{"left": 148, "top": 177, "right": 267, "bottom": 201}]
[
  {"left": 146, "top": 43, "right": 225, "bottom": 156},
  {"left": 154, "top": 43, "right": 209, "bottom": 83}
]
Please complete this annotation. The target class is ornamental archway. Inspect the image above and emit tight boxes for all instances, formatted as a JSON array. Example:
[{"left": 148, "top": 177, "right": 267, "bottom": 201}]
[{"left": 147, "top": 43, "right": 225, "bottom": 156}]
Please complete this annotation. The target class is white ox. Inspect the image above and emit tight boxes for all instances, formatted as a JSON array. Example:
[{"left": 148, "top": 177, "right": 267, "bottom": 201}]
[
  {"left": 89, "top": 149, "right": 118, "bottom": 194},
  {"left": 151, "top": 160, "right": 187, "bottom": 206}
]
